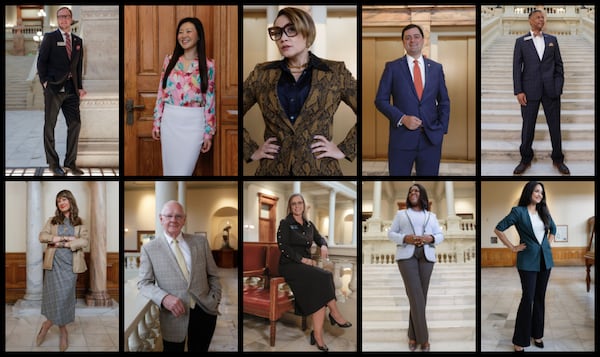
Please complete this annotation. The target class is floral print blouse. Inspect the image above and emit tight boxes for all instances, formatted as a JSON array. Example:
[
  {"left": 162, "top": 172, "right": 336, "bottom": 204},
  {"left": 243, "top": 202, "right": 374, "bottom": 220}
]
[{"left": 153, "top": 54, "right": 216, "bottom": 141}]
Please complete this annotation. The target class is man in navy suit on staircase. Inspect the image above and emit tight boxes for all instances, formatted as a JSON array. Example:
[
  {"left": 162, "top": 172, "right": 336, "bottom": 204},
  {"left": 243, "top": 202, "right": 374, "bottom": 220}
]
[{"left": 512, "top": 9, "right": 569, "bottom": 175}]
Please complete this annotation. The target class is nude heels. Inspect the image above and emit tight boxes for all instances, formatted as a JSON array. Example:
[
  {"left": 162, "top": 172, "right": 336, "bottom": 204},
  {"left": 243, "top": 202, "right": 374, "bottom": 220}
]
[
  {"left": 59, "top": 331, "right": 68, "bottom": 352},
  {"left": 36, "top": 321, "right": 50, "bottom": 346}
]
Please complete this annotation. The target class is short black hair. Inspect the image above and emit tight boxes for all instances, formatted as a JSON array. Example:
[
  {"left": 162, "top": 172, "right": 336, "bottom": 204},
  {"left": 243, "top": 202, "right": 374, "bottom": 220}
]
[
  {"left": 402, "top": 24, "right": 424, "bottom": 39},
  {"left": 529, "top": 9, "right": 544, "bottom": 18}
]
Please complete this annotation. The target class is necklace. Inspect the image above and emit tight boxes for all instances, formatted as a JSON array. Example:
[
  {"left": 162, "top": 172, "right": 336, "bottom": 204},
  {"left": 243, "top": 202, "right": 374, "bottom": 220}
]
[{"left": 287, "top": 62, "right": 307, "bottom": 70}]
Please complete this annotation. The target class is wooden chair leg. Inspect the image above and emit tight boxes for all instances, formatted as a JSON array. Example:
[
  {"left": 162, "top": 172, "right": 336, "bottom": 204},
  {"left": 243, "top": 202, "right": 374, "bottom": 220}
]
[{"left": 269, "top": 320, "right": 276, "bottom": 347}]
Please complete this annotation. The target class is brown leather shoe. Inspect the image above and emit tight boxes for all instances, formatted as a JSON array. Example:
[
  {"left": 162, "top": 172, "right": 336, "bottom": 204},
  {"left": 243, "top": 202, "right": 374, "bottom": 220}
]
[
  {"left": 553, "top": 162, "right": 570, "bottom": 175},
  {"left": 513, "top": 162, "right": 531, "bottom": 175}
]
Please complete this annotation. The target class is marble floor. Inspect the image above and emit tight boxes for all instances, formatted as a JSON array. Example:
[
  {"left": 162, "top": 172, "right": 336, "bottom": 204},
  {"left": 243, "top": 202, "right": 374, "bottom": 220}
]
[
  {"left": 481, "top": 266, "right": 595, "bottom": 352},
  {"left": 5, "top": 299, "right": 119, "bottom": 352},
  {"left": 243, "top": 295, "right": 357, "bottom": 352},
  {"left": 362, "top": 160, "right": 476, "bottom": 176}
]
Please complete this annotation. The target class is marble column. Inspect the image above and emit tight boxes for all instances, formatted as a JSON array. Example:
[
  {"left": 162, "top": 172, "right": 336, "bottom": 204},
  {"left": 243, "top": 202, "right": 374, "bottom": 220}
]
[
  {"left": 178, "top": 181, "right": 186, "bottom": 232},
  {"left": 75, "top": 6, "right": 119, "bottom": 167},
  {"left": 445, "top": 181, "right": 461, "bottom": 234},
  {"left": 155, "top": 182, "right": 177, "bottom": 236},
  {"left": 328, "top": 189, "right": 336, "bottom": 246},
  {"left": 293, "top": 181, "right": 301, "bottom": 194},
  {"left": 24, "top": 181, "right": 43, "bottom": 301},
  {"left": 352, "top": 199, "right": 357, "bottom": 246},
  {"left": 86, "top": 181, "right": 113, "bottom": 306},
  {"left": 366, "top": 181, "right": 383, "bottom": 233}
]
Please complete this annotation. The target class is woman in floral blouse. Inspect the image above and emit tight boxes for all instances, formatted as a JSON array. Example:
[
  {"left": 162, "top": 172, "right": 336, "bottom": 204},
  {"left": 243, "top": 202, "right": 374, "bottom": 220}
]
[{"left": 152, "top": 17, "right": 216, "bottom": 176}]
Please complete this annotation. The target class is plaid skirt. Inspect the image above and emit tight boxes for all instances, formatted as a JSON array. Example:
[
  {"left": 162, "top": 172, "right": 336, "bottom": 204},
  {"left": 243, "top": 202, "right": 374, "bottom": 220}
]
[{"left": 41, "top": 247, "right": 77, "bottom": 325}]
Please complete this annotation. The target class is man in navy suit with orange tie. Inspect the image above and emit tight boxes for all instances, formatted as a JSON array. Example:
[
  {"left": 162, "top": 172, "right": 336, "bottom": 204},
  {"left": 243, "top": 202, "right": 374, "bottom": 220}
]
[
  {"left": 375, "top": 24, "right": 450, "bottom": 176},
  {"left": 512, "top": 9, "right": 569, "bottom": 175},
  {"left": 37, "top": 6, "right": 86, "bottom": 176}
]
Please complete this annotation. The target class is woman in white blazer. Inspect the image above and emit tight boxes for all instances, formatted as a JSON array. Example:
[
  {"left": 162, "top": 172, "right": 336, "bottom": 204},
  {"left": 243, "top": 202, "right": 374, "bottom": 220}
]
[{"left": 388, "top": 183, "right": 444, "bottom": 352}]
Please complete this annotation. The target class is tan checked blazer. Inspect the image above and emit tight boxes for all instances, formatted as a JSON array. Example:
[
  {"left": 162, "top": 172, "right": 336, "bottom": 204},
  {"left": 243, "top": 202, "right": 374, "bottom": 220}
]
[{"left": 138, "top": 233, "right": 221, "bottom": 342}]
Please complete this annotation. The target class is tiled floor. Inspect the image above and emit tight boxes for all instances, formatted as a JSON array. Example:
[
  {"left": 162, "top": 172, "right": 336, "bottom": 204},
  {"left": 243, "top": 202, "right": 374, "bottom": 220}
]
[
  {"left": 362, "top": 160, "right": 476, "bottom": 176},
  {"left": 243, "top": 295, "right": 357, "bottom": 352},
  {"left": 4, "top": 299, "right": 119, "bottom": 352},
  {"left": 481, "top": 266, "right": 595, "bottom": 352}
]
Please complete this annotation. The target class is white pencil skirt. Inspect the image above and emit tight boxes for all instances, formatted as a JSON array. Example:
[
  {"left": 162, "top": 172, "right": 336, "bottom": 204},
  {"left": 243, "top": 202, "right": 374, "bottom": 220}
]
[{"left": 161, "top": 104, "right": 205, "bottom": 176}]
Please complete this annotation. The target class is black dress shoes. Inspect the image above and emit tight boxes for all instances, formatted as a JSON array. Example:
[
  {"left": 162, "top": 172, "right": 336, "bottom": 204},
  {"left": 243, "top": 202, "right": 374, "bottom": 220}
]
[
  {"left": 66, "top": 166, "right": 84, "bottom": 176},
  {"left": 513, "top": 162, "right": 531, "bottom": 175},
  {"left": 553, "top": 162, "right": 570, "bottom": 175},
  {"left": 51, "top": 166, "right": 66, "bottom": 176}
]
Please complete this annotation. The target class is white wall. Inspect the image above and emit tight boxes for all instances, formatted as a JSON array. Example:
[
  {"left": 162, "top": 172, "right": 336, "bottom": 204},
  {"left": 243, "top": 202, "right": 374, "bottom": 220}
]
[
  {"left": 5, "top": 181, "right": 119, "bottom": 253},
  {"left": 481, "top": 181, "right": 594, "bottom": 248}
]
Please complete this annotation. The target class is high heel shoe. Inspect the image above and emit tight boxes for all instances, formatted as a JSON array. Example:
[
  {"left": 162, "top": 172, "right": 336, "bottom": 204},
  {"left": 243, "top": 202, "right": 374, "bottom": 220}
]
[
  {"left": 408, "top": 339, "right": 417, "bottom": 352},
  {"left": 310, "top": 330, "right": 329, "bottom": 352},
  {"left": 328, "top": 313, "right": 352, "bottom": 328},
  {"left": 533, "top": 339, "right": 544, "bottom": 348},
  {"left": 421, "top": 342, "right": 430, "bottom": 352},
  {"left": 59, "top": 332, "right": 68, "bottom": 352},
  {"left": 514, "top": 345, "right": 525, "bottom": 352},
  {"left": 36, "top": 321, "right": 50, "bottom": 346}
]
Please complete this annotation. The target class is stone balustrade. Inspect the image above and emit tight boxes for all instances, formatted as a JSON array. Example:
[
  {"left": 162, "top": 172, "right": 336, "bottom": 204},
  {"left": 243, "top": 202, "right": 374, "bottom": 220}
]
[
  {"left": 362, "top": 217, "right": 476, "bottom": 265},
  {"left": 124, "top": 278, "right": 161, "bottom": 352}
]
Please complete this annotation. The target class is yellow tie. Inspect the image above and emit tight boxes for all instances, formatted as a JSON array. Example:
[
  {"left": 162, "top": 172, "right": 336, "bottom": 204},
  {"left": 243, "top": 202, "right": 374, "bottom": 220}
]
[{"left": 173, "top": 239, "right": 195, "bottom": 308}]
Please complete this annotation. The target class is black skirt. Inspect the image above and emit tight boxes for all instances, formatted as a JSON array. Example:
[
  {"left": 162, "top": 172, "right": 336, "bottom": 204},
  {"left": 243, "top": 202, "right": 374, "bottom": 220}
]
[{"left": 279, "top": 263, "right": 336, "bottom": 316}]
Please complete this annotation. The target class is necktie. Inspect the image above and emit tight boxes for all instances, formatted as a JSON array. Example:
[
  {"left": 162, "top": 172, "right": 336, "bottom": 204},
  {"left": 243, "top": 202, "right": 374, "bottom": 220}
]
[
  {"left": 65, "top": 33, "right": 72, "bottom": 60},
  {"left": 173, "top": 239, "right": 195, "bottom": 308},
  {"left": 413, "top": 59, "right": 423, "bottom": 100}
]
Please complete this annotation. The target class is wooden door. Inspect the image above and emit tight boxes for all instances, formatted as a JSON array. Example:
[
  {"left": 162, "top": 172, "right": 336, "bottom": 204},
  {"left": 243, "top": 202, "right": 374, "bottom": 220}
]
[
  {"left": 258, "top": 193, "right": 278, "bottom": 242},
  {"left": 124, "top": 6, "right": 237, "bottom": 176}
]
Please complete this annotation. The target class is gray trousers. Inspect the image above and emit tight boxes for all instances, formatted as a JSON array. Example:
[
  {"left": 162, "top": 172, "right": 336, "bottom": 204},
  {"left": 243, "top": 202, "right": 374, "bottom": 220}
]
[{"left": 397, "top": 246, "right": 435, "bottom": 344}]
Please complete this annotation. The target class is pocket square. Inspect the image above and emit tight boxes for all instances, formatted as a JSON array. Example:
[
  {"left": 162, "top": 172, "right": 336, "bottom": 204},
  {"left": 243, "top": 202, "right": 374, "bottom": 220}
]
[{"left": 549, "top": 42, "right": 554, "bottom": 47}]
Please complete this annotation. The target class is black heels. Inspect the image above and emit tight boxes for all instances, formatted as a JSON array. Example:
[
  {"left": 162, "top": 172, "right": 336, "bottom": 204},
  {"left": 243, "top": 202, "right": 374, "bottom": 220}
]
[
  {"left": 310, "top": 330, "right": 329, "bottom": 352},
  {"left": 533, "top": 339, "right": 544, "bottom": 348},
  {"left": 328, "top": 313, "right": 352, "bottom": 328}
]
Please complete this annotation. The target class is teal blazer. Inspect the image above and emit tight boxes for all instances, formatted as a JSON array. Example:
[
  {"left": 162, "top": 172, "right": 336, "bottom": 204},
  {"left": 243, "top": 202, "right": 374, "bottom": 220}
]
[{"left": 496, "top": 206, "right": 555, "bottom": 271}]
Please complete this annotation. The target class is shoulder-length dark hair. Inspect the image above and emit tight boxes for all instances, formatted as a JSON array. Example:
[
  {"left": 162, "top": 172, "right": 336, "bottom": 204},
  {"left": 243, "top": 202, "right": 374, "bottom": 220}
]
[
  {"left": 162, "top": 17, "right": 208, "bottom": 93},
  {"left": 287, "top": 193, "right": 307, "bottom": 220},
  {"left": 405, "top": 183, "right": 429, "bottom": 211},
  {"left": 51, "top": 189, "right": 83, "bottom": 226},
  {"left": 517, "top": 181, "right": 551, "bottom": 230}
]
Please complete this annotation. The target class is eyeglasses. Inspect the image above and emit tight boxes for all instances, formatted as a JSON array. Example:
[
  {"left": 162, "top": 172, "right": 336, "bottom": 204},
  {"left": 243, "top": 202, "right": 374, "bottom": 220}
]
[
  {"left": 268, "top": 24, "right": 298, "bottom": 41},
  {"left": 161, "top": 214, "right": 185, "bottom": 221},
  {"left": 57, "top": 15, "right": 72, "bottom": 19}
]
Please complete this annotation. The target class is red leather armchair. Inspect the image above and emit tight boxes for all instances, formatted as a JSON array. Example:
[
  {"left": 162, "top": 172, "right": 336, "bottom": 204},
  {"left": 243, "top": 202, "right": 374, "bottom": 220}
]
[{"left": 243, "top": 242, "right": 306, "bottom": 346}]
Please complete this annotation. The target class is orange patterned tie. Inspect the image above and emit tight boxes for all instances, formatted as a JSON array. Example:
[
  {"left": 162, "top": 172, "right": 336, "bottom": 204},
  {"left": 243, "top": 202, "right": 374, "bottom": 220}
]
[
  {"left": 65, "top": 33, "right": 71, "bottom": 60},
  {"left": 413, "top": 59, "right": 423, "bottom": 100}
]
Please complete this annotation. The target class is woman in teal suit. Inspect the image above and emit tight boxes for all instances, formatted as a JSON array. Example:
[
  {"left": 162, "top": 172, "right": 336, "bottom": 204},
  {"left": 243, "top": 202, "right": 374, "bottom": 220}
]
[{"left": 494, "top": 181, "right": 556, "bottom": 352}]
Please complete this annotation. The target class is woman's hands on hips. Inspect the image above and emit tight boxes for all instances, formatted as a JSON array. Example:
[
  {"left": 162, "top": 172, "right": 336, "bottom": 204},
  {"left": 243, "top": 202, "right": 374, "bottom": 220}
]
[
  {"left": 251, "top": 137, "right": 280, "bottom": 161},
  {"left": 311, "top": 135, "right": 344, "bottom": 159}
]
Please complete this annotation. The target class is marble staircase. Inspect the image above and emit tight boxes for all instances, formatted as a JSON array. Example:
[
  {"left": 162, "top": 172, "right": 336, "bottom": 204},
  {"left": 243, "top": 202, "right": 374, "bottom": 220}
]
[
  {"left": 362, "top": 263, "right": 476, "bottom": 352},
  {"left": 4, "top": 55, "right": 36, "bottom": 110},
  {"left": 481, "top": 35, "right": 595, "bottom": 176}
]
